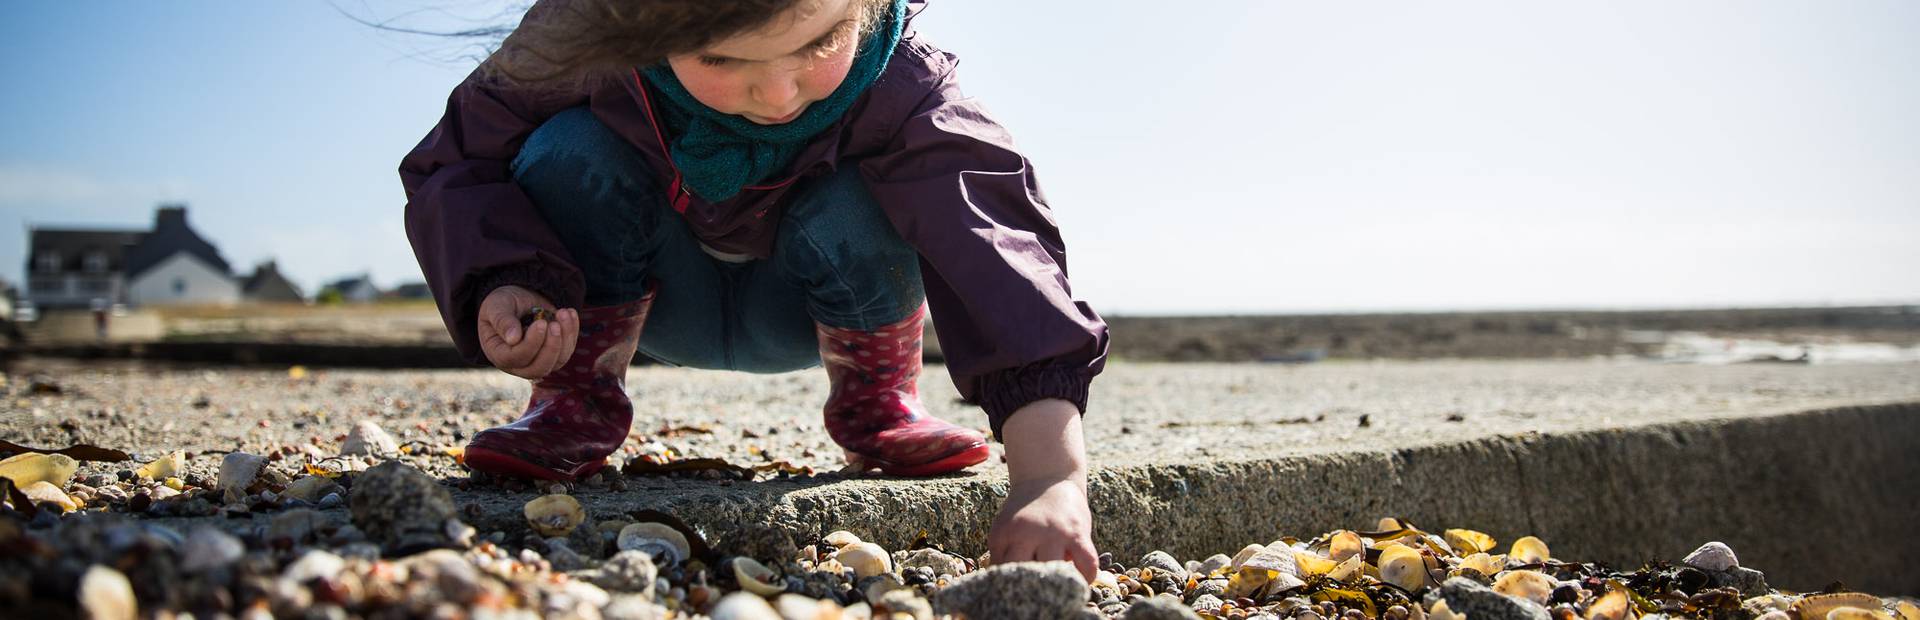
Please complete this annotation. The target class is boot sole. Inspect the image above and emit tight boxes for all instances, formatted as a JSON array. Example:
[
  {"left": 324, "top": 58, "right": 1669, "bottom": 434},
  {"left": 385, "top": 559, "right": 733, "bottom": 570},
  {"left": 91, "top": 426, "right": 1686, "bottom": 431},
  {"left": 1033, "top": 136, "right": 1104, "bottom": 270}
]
[
  {"left": 872, "top": 442, "right": 991, "bottom": 477},
  {"left": 465, "top": 446, "right": 606, "bottom": 482}
]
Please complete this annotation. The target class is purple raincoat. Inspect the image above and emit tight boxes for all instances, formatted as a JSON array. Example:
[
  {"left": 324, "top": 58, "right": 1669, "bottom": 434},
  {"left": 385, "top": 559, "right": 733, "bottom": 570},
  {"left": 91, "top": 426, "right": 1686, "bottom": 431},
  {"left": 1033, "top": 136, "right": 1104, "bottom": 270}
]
[{"left": 399, "top": 2, "right": 1108, "bottom": 435}]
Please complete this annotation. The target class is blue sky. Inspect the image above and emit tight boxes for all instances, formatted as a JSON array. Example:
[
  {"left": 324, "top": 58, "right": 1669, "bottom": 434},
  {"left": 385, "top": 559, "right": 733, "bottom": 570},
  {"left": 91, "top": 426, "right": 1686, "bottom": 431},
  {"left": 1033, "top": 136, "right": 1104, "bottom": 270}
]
[{"left": 3, "top": 1, "right": 1916, "bottom": 314}]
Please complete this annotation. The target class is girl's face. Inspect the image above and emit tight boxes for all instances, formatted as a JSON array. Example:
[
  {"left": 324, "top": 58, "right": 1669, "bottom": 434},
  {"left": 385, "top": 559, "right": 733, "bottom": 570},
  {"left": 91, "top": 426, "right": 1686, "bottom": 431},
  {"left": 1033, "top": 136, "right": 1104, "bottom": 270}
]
[{"left": 666, "top": 0, "right": 862, "bottom": 125}]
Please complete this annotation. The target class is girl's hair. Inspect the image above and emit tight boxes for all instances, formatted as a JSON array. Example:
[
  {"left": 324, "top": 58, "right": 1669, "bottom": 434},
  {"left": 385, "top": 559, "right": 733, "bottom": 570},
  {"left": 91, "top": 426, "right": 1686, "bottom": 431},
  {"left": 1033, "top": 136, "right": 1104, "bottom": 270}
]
[{"left": 482, "top": 0, "right": 891, "bottom": 91}]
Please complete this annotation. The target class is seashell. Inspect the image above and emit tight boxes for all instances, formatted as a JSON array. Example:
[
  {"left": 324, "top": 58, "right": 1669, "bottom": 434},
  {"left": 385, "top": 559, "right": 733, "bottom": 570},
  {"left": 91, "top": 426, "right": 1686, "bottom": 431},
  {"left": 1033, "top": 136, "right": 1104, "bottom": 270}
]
[
  {"left": 1445, "top": 529, "right": 1497, "bottom": 555},
  {"left": 523, "top": 495, "right": 586, "bottom": 537},
  {"left": 732, "top": 557, "right": 786, "bottom": 597},
  {"left": 1587, "top": 589, "right": 1633, "bottom": 620},
  {"left": 1226, "top": 568, "right": 1272, "bottom": 599},
  {"left": 1330, "top": 530, "right": 1365, "bottom": 563},
  {"left": 1378, "top": 517, "right": 1405, "bottom": 530},
  {"left": 1093, "top": 571, "right": 1121, "bottom": 593},
  {"left": 78, "top": 566, "right": 136, "bottom": 620},
  {"left": 135, "top": 451, "right": 185, "bottom": 481},
  {"left": 0, "top": 453, "right": 79, "bottom": 487},
  {"left": 1430, "top": 599, "right": 1465, "bottom": 620},
  {"left": 340, "top": 421, "right": 400, "bottom": 457},
  {"left": 1792, "top": 594, "right": 1887, "bottom": 620},
  {"left": 617, "top": 522, "right": 691, "bottom": 565},
  {"left": 824, "top": 530, "right": 862, "bottom": 548},
  {"left": 1457, "top": 553, "right": 1505, "bottom": 576},
  {"left": 1242, "top": 545, "right": 1298, "bottom": 576},
  {"left": 1893, "top": 601, "right": 1920, "bottom": 620},
  {"left": 1326, "top": 554, "right": 1364, "bottom": 582},
  {"left": 1379, "top": 545, "right": 1428, "bottom": 592},
  {"left": 23, "top": 481, "right": 80, "bottom": 511},
  {"left": 217, "top": 452, "right": 268, "bottom": 504},
  {"left": 1229, "top": 543, "right": 1266, "bottom": 571},
  {"left": 1510, "top": 536, "right": 1551, "bottom": 564},
  {"left": 710, "top": 591, "right": 781, "bottom": 620},
  {"left": 1682, "top": 542, "right": 1739, "bottom": 572},
  {"left": 833, "top": 542, "right": 893, "bottom": 580},
  {"left": 1493, "top": 570, "right": 1556, "bottom": 606},
  {"left": 1295, "top": 550, "right": 1339, "bottom": 578},
  {"left": 1827, "top": 609, "right": 1896, "bottom": 620}
]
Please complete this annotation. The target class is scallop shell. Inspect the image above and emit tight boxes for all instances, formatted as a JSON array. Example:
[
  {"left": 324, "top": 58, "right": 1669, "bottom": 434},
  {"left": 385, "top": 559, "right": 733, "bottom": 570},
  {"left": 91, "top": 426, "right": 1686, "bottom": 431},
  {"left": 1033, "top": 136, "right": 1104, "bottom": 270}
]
[
  {"left": 1892, "top": 601, "right": 1919, "bottom": 620},
  {"left": 617, "top": 522, "right": 691, "bottom": 565},
  {"left": 1792, "top": 594, "right": 1888, "bottom": 620},
  {"left": 1587, "top": 589, "right": 1633, "bottom": 620},
  {"left": 1377, "top": 517, "right": 1405, "bottom": 530},
  {"left": 1326, "top": 553, "right": 1364, "bottom": 582},
  {"left": 1430, "top": 599, "right": 1466, "bottom": 620},
  {"left": 1827, "top": 608, "right": 1895, "bottom": 620},
  {"left": 1229, "top": 543, "right": 1266, "bottom": 571},
  {"left": 823, "top": 530, "right": 862, "bottom": 549},
  {"left": 1379, "top": 545, "right": 1428, "bottom": 592},
  {"left": 523, "top": 494, "right": 586, "bottom": 537},
  {"left": 1510, "top": 536, "right": 1551, "bottom": 564},
  {"left": 733, "top": 557, "right": 786, "bottom": 597},
  {"left": 1330, "top": 530, "right": 1365, "bottom": 563},
  {"left": 1456, "top": 553, "right": 1505, "bottom": 576},
  {"left": 1493, "top": 570, "right": 1555, "bottom": 606},
  {"left": 1682, "top": 542, "right": 1739, "bottom": 572},
  {"left": 1295, "top": 550, "right": 1340, "bottom": 577},
  {"left": 833, "top": 542, "right": 892, "bottom": 580},
  {"left": 1445, "top": 529, "right": 1497, "bottom": 555}
]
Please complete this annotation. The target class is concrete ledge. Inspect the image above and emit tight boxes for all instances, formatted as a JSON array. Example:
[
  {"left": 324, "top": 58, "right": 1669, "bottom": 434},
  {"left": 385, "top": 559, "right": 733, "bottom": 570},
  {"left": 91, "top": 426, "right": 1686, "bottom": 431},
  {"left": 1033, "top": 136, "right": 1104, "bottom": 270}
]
[{"left": 446, "top": 401, "right": 1918, "bottom": 595}]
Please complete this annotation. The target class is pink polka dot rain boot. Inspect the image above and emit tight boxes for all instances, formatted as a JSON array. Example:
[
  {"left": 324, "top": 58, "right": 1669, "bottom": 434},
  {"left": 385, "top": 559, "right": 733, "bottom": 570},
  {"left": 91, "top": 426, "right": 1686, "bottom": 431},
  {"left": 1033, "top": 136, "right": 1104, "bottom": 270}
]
[
  {"left": 464, "top": 291, "right": 656, "bottom": 481},
  {"left": 816, "top": 305, "right": 990, "bottom": 476}
]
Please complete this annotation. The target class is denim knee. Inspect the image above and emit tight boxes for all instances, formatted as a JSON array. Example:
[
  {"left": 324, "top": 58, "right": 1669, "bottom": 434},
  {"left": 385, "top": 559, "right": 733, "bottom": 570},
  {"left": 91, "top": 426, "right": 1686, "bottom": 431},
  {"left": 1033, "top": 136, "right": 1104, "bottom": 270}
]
[
  {"left": 774, "top": 166, "right": 925, "bottom": 330},
  {"left": 509, "top": 107, "right": 663, "bottom": 306}
]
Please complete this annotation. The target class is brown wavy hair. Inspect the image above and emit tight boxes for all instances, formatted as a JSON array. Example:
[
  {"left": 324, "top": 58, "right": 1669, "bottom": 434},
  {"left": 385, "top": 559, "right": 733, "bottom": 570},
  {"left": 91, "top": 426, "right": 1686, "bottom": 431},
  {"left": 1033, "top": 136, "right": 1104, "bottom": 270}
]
[{"left": 483, "top": 0, "right": 890, "bottom": 91}]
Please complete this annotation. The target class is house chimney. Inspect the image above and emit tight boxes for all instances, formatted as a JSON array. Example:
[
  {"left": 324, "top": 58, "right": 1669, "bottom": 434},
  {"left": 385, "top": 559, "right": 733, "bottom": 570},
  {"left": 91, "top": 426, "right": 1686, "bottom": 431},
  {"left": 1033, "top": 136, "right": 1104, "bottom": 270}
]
[{"left": 154, "top": 204, "right": 188, "bottom": 230}]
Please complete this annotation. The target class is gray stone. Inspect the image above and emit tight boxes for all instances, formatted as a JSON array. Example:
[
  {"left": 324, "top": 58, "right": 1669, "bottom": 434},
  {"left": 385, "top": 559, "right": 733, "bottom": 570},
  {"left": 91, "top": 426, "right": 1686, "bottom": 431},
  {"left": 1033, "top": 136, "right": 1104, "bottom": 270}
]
[
  {"left": 1141, "top": 550, "right": 1189, "bottom": 582},
  {"left": 1185, "top": 576, "right": 1227, "bottom": 603},
  {"left": 179, "top": 527, "right": 246, "bottom": 572},
  {"left": 280, "top": 476, "right": 341, "bottom": 503},
  {"left": 590, "top": 550, "right": 659, "bottom": 594},
  {"left": 898, "top": 548, "right": 968, "bottom": 579},
  {"left": 217, "top": 452, "right": 268, "bottom": 503},
  {"left": 1124, "top": 594, "right": 1204, "bottom": 620},
  {"left": 1708, "top": 566, "right": 1769, "bottom": 598},
  {"left": 281, "top": 549, "right": 346, "bottom": 584},
  {"left": 266, "top": 508, "right": 330, "bottom": 545},
  {"left": 874, "top": 588, "right": 934, "bottom": 620},
  {"left": 602, "top": 594, "right": 670, "bottom": 620},
  {"left": 934, "top": 561, "right": 1088, "bottom": 620},
  {"left": 1682, "top": 542, "right": 1739, "bottom": 572},
  {"left": 1426, "top": 577, "right": 1550, "bottom": 620},
  {"left": 340, "top": 421, "right": 400, "bottom": 457},
  {"left": 349, "top": 461, "right": 458, "bottom": 554},
  {"left": 1197, "top": 553, "right": 1232, "bottom": 576},
  {"left": 402, "top": 549, "right": 487, "bottom": 605}
]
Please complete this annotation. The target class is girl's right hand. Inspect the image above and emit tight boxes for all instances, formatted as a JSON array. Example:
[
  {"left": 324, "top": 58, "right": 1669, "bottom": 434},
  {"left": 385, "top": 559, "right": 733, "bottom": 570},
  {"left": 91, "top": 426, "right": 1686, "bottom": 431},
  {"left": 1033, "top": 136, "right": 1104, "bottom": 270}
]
[{"left": 478, "top": 285, "right": 579, "bottom": 380}]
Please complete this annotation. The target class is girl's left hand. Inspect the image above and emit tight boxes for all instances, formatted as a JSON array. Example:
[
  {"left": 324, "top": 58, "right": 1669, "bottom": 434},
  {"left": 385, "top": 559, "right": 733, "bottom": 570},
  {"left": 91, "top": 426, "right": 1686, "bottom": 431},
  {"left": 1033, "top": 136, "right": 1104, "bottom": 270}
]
[{"left": 988, "top": 476, "right": 1099, "bottom": 581}]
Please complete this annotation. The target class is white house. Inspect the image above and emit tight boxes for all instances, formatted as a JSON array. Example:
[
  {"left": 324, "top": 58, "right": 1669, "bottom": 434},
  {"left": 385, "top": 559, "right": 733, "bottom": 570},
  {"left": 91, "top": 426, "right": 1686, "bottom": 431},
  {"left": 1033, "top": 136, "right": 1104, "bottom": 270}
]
[{"left": 122, "top": 206, "right": 241, "bottom": 307}]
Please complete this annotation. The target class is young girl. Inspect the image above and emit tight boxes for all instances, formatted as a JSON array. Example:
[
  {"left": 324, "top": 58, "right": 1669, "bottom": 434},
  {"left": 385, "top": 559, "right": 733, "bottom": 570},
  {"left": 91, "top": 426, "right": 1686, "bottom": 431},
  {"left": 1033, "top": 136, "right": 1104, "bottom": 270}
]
[{"left": 400, "top": 0, "right": 1108, "bottom": 577}]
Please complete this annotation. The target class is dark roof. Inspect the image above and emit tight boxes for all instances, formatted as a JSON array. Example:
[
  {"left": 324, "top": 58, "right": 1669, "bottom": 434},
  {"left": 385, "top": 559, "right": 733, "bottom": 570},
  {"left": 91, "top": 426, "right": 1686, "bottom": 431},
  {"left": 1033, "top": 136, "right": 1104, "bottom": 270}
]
[
  {"left": 124, "top": 206, "right": 231, "bottom": 279},
  {"left": 27, "top": 229, "right": 149, "bottom": 273},
  {"left": 243, "top": 261, "right": 306, "bottom": 301}
]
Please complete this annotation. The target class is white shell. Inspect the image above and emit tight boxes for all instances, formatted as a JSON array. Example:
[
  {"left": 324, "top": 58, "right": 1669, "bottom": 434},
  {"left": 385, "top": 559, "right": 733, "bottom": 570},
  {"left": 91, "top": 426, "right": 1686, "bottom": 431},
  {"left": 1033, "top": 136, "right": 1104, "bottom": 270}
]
[
  {"left": 617, "top": 523, "right": 691, "bottom": 565},
  {"left": 523, "top": 494, "right": 585, "bottom": 537},
  {"left": 1493, "top": 570, "right": 1556, "bottom": 606},
  {"left": 1229, "top": 543, "right": 1266, "bottom": 572},
  {"left": 833, "top": 542, "right": 893, "bottom": 580},
  {"left": 1329, "top": 530, "right": 1365, "bottom": 563},
  {"left": 1681, "top": 542, "right": 1739, "bottom": 572},
  {"left": 732, "top": 557, "right": 786, "bottom": 597},
  {"left": 217, "top": 452, "right": 268, "bottom": 504},
  {"left": 824, "top": 530, "right": 863, "bottom": 548},
  {"left": 1379, "top": 545, "right": 1428, "bottom": 592},
  {"left": 1510, "top": 536, "right": 1551, "bottom": 564}
]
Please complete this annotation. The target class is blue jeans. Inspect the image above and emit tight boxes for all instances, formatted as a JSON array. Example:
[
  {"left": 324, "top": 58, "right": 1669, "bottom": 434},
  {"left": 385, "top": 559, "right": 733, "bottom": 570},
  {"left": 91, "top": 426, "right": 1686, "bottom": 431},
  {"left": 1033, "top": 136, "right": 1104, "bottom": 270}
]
[{"left": 509, "top": 107, "right": 925, "bottom": 373}]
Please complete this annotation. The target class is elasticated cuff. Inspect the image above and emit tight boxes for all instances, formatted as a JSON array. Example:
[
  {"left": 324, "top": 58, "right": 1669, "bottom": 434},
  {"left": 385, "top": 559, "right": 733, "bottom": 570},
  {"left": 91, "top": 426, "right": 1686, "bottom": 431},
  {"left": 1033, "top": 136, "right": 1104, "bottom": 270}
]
[{"left": 976, "top": 366, "right": 1092, "bottom": 441}]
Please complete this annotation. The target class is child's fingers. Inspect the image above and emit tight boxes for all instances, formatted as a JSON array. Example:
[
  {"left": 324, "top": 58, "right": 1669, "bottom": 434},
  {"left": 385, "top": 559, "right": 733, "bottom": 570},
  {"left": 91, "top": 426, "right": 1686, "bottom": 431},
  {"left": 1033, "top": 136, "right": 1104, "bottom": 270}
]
[
  {"left": 522, "top": 320, "right": 565, "bottom": 378},
  {"left": 1065, "top": 539, "right": 1100, "bottom": 582},
  {"left": 1035, "top": 539, "right": 1069, "bottom": 570},
  {"left": 550, "top": 309, "right": 579, "bottom": 375},
  {"left": 496, "top": 319, "right": 550, "bottom": 371}
]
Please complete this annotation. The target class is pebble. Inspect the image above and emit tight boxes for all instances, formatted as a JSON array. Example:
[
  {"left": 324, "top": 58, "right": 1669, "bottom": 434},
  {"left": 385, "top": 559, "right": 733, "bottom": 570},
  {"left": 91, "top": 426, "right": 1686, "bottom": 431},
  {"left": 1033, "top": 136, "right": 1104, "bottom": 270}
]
[
  {"left": 217, "top": 452, "right": 269, "bottom": 503},
  {"left": 710, "top": 591, "right": 781, "bottom": 620},
  {"left": 281, "top": 476, "right": 342, "bottom": 503},
  {"left": 179, "top": 527, "right": 247, "bottom": 572},
  {"left": 591, "top": 550, "right": 659, "bottom": 593},
  {"left": 348, "top": 461, "right": 458, "bottom": 554},
  {"left": 1141, "top": 550, "right": 1189, "bottom": 582},
  {"left": 1428, "top": 577, "right": 1551, "bottom": 620},
  {"left": 1197, "top": 553, "right": 1233, "bottom": 576},
  {"left": 282, "top": 549, "right": 346, "bottom": 584},
  {"left": 340, "top": 420, "right": 401, "bottom": 458},
  {"left": 602, "top": 594, "right": 671, "bottom": 620},
  {"left": 897, "top": 548, "right": 968, "bottom": 579},
  {"left": 267, "top": 508, "right": 328, "bottom": 545},
  {"left": 1682, "top": 541, "right": 1739, "bottom": 572},
  {"left": 934, "top": 561, "right": 1088, "bottom": 620},
  {"left": 1128, "top": 593, "right": 1208, "bottom": 619},
  {"left": 78, "top": 565, "right": 137, "bottom": 620}
]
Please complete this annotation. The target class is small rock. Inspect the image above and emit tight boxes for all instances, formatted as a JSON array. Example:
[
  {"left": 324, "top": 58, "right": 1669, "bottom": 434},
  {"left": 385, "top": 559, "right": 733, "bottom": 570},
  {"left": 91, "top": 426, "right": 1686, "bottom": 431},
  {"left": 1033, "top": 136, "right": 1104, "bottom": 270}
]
[
  {"left": 875, "top": 588, "right": 934, "bottom": 620},
  {"left": 1125, "top": 594, "right": 1205, "bottom": 619},
  {"left": 281, "top": 476, "right": 341, "bottom": 503},
  {"left": 934, "top": 561, "right": 1088, "bottom": 620},
  {"left": 21, "top": 481, "right": 79, "bottom": 511},
  {"left": 1682, "top": 542, "right": 1739, "bottom": 572},
  {"left": 1708, "top": 566, "right": 1769, "bottom": 598},
  {"left": 340, "top": 421, "right": 400, "bottom": 457},
  {"left": 179, "top": 527, "right": 246, "bottom": 572},
  {"left": 217, "top": 452, "right": 269, "bottom": 504},
  {"left": 1141, "top": 550, "right": 1188, "bottom": 582},
  {"left": 349, "top": 461, "right": 458, "bottom": 554},
  {"left": 78, "top": 565, "right": 137, "bottom": 620},
  {"left": 402, "top": 549, "right": 487, "bottom": 604},
  {"left": 318, "top": 492, "right": 344, "bottom": 509},
  {"left": 1186, "top": 577, "right": 1227, "bottom": 603},
  {"left": 1427, "top": 577, "right": 1550, "bottom": 620},
  {"left": 897, "top": 548, "right": 968, "bottom": 579},
  {"left": 1197, "top": 553, "right": 1232, "bottom": 576},
  {"left": 602, "top": 594, "right": 670, "bottom": 620},
  {"left": 268, "top": 509, "right": 329, "bottom": 545},
  {"left": 591, "top": 550, "right": 660, "bottom": 594},
  {"left": 710, "top": 591, "right": 781, "bottom": 620},
  {"left": 282, "top": 549, "right": 346, "bottom": 584}
]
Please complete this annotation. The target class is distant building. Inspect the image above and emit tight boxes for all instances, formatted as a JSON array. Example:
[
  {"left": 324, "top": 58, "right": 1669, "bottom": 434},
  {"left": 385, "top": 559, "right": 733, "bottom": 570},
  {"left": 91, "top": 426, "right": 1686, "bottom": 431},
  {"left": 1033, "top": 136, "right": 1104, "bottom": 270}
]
[
  {"left": 241, "top": 261, "right": 306, "bottom": 303},
  {"left": 24, "top": 228, "right": 147, "bottom": 309},
  {"left": 123, "top": 206, "right": 241, "bottom": 306},
  {"left": 385, "top": 282, "right": 433, "bottom": 300},
  {"left": 320, "top": 274, "right": 381, "bottom": 304}
]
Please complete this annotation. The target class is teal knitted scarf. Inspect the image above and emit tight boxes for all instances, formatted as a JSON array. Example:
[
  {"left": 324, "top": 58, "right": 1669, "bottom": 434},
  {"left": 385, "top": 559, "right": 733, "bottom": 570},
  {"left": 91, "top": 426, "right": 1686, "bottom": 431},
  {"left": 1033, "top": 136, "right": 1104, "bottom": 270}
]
[{"left": 642, "top": 0, "right": 905, "bottom": 202}]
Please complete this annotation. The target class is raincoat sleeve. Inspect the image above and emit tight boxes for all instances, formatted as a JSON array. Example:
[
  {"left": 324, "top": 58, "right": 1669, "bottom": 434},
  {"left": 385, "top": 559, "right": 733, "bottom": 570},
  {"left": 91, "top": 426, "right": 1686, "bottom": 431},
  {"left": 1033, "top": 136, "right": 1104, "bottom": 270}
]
[
  {"left": 858, "top": 64, "right": 1110, "bottom": 440},
  {"left": 399, "top": 67, "right": 589, "bottom": 366}
]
